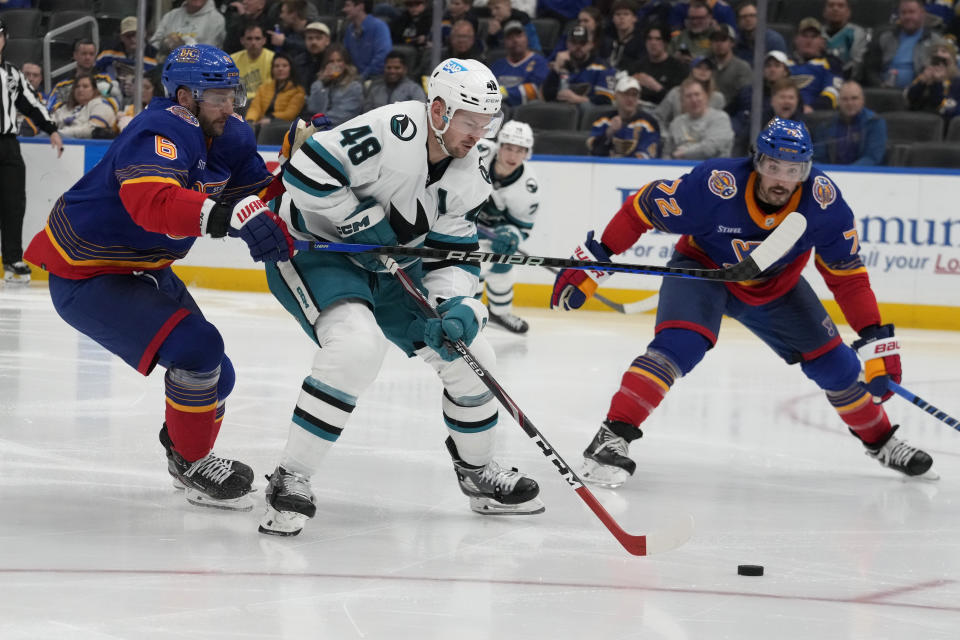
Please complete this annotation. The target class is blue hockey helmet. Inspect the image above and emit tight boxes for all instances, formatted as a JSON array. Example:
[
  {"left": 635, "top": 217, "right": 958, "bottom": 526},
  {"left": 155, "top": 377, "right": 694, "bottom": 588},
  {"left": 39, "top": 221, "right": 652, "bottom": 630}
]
[
  {"left": 754, "top": 117, "right": 813, "bottom": 181},
  {"left": 161, "top": 44, "right": 246, "bottom": 109}
]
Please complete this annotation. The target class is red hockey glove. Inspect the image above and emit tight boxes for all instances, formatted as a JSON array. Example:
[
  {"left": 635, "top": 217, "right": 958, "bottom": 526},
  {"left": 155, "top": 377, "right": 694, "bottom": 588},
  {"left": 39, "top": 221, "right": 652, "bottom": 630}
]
[
  {"left": 852, "top": 323, "right": 902, "bottom": 403},
  {"left": 550, "top": 231, "right": 613, "bottom": 310}
]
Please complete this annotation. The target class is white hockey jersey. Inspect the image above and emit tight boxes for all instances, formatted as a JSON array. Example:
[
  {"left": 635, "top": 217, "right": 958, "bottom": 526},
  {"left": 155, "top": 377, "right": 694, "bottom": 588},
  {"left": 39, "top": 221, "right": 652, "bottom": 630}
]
[
  {"left": 474, "top": 139, "right": 540, "bottom": 239},
  {"left": 276, "top": 100, "right": 493, "bottom": 301}
]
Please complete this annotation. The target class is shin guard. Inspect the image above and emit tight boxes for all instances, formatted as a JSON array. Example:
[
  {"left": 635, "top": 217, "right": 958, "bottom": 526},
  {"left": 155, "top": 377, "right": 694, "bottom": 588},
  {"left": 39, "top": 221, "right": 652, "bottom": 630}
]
[
  {"left": 607, "top": 351, "right": 679, "bottom": 427},
  {"left": 165, "top": 366, "right": 220, "bottom": 462},
  {"left": 826, "top": 384, "right": 891, "bottom": 445}
]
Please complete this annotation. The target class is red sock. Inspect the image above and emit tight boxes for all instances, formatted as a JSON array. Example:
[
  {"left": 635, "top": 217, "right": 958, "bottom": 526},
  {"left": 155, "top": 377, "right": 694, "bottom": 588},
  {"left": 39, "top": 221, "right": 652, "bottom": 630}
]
[
  {"left": 606, "top": 356, "right": 674, "bottom": 426},
  {"left": 830, "top": 388, "right": 891, "bottom": 445},
  {"left": 164, "top": 370, "right": 218, "bottom": 462}
]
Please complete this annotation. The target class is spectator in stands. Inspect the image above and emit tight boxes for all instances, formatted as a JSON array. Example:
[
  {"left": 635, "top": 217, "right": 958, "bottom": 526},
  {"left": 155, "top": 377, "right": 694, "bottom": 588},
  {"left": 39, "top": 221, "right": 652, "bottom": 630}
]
[
  {"left": 636, "top": 0, "right": 673, "bottom": 33},
  {"left": 223, "top": 0, "right": 275, "bottom": 55},
  {"left": 302, "top": 21, "right": 332, "bottom": 86},
  {"left": 864, "top": 0, "right": 946, "bottom": 88},
  {"left": 627, "top": 25, "right": 688, "bottom": 105},
  {"left": 537, "top": 0, "right": 592, "bottom": 22},
  {"left": 231, "top": 23, "right": 275, "bottom": 103},
  {"left": 150, "top": 0, "right": 226, "bottom": 56},
  {"left": 18, "top": 62, "right": 51, "bottom": 137},
  {"left": 392, "top": 0, "right": 432, "bottom": 53},
  {"left": 96, "top": 17, "right": 159, "bottom": 90},
  {"left": 542, "top": 25, "right": 615, "bottom": 105},
  {"left": 708, "top": 24, "right": 751, "bottom": 106},
  {"left": 489, "top": 20, "right": 550, "bottom": 106},
  {"left": 363, "top": 49, "right": 427, "bottom": 111},
  {"left": 729, "top": 50, "right": 793, "bottom": 141},
  {"left": 52, "top": 73, "right": 117, "bottom": 139},
  {"left": 669, "top": 0, "right": 716, "bottom": 61},
  {"left": 790, "top": 20, "right": 843, "bottom": 110},
  {"left": 732, "top": 76, "right": 801, "bottom": 154},
  {"left": 813, "top": 80, "right": 887, "bottom": 165},
  {"left": 245, "top": 52, "right": 306, "bottom": 127},
  {"left": 443, "top": 19, "right": 485, "bottom": 63},
  {"left": 307, "top": 44, "right": 364, "bottom": 126},
  {"left": 662, "top": 77, "right": 733, "bottom": 159},
  {"left": 587, "top": 75, "right": 662, "bottom": 158},
  {"left": 117, "top": 74, "right": 158, "bottom": 132},
  {"left": 49, "top": 39, "right": 122, "bottom": 112},
  {"left": 550, "top": 6, "right": 611, "bottom": 64},
  {"left": 607, "top": 1, "right": 645, "bottom": 71},
  {"left": 733, "top": 0, "right": 788, "bottom": 63},
  {"left": 823, "top": 0, "right": 869, "bottom": 80},
  {"left": 342, "top": 0, "right": 392, "bottom": 80},
  {"left": 268, "top": 0, "right": 312, "bottom": 89},
  {"left": 441, "top": 0, "right": 480, "bottom": 46},
  {"left": 669, "top": 0, "right": 737, "bottom": 31},
  {"left": 485, "top": 0, "right": 543, "bottom": 53},
  {"left": 655, "top": 55, "right": 725, "bottom": 129},
  {"left": 905, "top": 41, "right": 960, "bottom": 116}
]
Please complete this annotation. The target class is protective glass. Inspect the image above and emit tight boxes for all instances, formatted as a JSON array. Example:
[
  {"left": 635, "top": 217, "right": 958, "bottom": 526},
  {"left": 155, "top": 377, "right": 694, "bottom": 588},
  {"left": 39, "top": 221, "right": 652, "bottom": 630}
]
[
  {"left": 756, "top": 154, "right": 811, "bottom": 182},
  {"left": 448, "top": 109, "right": 504, "bottom": 138},
  {"left": 196, "top": 85, "right": 247, "bottom": 110}
]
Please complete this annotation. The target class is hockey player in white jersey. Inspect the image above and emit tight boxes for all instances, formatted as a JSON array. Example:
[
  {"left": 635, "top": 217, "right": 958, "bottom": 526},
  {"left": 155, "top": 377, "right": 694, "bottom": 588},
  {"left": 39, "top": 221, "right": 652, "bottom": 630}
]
[
  {"left": 259, "top": 58, "right": 545, "bottom": 536},
  {"left": 475, "top": 121, "right": 539, "bottom": 334}
]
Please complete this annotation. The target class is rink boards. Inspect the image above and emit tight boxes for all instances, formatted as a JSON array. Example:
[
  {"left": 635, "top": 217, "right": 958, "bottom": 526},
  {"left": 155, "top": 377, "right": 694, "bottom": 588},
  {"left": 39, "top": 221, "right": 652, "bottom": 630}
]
[{"left": 19, "top": 138, "right": 960, "bottom": 330}]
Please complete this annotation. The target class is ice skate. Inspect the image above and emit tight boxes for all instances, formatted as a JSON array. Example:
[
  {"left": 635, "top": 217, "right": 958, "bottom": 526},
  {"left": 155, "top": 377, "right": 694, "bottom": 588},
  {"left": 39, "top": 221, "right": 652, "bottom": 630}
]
[
  {"left": 159, "top": 425, "right": 255, "bottom": 511},
  {"left": 488, "top": 308, "right": 529, "bottom": 334},
  {"left": 864, "top": 425, "right": 938, "bottom": 480},
  {"left": 3, "top": 261, "right": 31, "bottom": 284},
  {"left": 446, "top": 437, "right": 544, "bottom": 515},
  {"left": 258, "top": 466, "right": 317, "bottom": 536},
  {"left": 580, "top": 421, "right": 640, "bottom": 488}
]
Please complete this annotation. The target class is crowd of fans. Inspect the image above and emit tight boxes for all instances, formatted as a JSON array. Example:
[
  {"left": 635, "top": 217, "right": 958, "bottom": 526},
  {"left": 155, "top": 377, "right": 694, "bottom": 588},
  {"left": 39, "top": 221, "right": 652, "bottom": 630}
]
[{"left": 7, "top": 0, "right": 960, "bottom": 167}]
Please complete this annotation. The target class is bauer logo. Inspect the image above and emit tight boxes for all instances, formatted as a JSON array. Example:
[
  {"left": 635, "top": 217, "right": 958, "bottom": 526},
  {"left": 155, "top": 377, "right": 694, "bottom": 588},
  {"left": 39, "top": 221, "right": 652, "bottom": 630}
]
[
  {"left": 390, "top": 114, "right": 417, "bottom": 141},
  {"left": 812, "top": 175, "right": 836, "bottom": 210},
  {"left": 707, "top": 170, "right": 737, "bottom": 199},
  {"left": 441, "top": 60, "right": 468, "bottom": 74}
]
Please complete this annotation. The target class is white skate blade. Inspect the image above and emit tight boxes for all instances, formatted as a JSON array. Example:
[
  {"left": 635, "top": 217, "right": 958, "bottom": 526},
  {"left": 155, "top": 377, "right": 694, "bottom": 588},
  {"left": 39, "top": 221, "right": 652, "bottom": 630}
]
[
  {"left": 580, "top": 458, "right": 629, "bottom": 488},
  {"left": 910, "top": 469, "right": 940, "bottom": 482},
  {"left": 183, "top": 487, "right": 254, "bottom": 512},
  {"left": 259, "top": 506, "right": 309, "bottom": 535},
  {"left": 469, "top": 496, "right": 545, "bottom": 515}
]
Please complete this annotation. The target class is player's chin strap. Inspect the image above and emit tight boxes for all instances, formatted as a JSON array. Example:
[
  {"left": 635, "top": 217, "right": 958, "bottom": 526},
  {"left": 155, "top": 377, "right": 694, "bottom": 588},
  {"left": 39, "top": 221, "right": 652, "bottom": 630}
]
[{"left": 429, "top": 110, "right": 454, "bottom": 157}]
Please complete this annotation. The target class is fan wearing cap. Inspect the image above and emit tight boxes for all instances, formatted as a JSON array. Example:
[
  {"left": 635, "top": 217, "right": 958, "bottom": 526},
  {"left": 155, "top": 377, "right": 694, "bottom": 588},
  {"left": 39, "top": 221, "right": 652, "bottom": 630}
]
[
  {"left": 790, "top": 18, "right": 843, "bottom": 105},
  {"left": 587, "top": 75, "right": 662, "bottom": 159},
  {"left": 729, "top": 50, "right": 796, "bottom": 140},
  {"left": 552, "top": 116, "right": 935, "bottom": 487},
  {"left": 301, "top": 21, "right": 332, "bottom": 84},
  {"left": 707, "top": 23, "right": 751, "bottom": 106},
  {"left": 542, "top": 25, "right": 615, "bottom": 105},
  {"left": 654, "top": 55, "right": 725, "bottom": 129},
  {"left": 485, "top": 0, "right": 542, "bottom": 53},
  {"left": 488, "top": 21, "right": 550, "bottom": 106},
  {"left": 95, "top": 16, "right": 159, "bottom": 90},
  {"left": 258, "top": 58, "right": 546, "bottom": 536}
]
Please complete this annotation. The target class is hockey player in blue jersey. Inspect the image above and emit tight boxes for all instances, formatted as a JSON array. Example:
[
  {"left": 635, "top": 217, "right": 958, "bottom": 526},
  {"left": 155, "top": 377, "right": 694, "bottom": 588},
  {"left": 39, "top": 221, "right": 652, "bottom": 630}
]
[
  {"left": 25, "top": 44, "right": 295, "bottom": 511},
  {"left": 551, "top": 118, "right": 935, "bottom": 487}
]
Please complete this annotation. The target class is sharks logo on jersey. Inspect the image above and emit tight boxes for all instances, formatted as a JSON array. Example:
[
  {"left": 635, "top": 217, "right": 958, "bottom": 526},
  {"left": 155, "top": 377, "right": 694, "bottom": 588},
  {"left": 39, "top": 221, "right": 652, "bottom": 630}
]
[{"left": 390, "top": 114, "right": 417, "bottom": 141}]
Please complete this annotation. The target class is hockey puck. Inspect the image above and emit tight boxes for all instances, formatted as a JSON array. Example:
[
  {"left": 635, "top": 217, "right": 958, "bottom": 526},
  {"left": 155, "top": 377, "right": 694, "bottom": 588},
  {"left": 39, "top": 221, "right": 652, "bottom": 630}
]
[{"left": 737, "top": 564, "right": 764, "bottom": 576}]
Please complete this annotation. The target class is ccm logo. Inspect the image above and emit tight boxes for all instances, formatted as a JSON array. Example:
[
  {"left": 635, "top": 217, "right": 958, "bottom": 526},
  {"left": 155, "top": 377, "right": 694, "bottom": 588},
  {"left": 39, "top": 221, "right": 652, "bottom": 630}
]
[{"left": 236, "top": 201, "right": 263, "bottom": 223}]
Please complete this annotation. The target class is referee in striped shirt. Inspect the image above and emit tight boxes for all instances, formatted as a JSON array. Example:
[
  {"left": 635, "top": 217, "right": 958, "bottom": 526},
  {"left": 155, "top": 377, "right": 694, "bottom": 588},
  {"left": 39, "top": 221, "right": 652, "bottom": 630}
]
[{"left": 1, "top": 18, "right": 63, "bottom": 283}]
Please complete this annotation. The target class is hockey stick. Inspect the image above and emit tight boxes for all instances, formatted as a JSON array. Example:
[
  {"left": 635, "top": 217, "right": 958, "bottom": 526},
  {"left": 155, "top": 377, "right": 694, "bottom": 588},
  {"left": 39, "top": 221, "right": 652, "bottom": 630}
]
[
  {"left": 383, "top": 256, "right": 694, "bottom": 556},
  {"left": 293, "top": 211, "right": 807, "bottom": 283},
  {"left": 890, "top": 382, "right": 959, "bottom": 430},
  {"left": 475, "top": 227, "right": 659, "bottom": 314}
]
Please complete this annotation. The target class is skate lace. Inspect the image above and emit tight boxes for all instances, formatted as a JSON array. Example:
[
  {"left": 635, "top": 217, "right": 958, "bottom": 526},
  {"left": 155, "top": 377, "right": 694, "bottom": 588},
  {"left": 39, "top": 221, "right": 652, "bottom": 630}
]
[
  {"left": 884, "top": 438, "right": 918, "bottom": 467},
  {"left": 598, "top": 429, "right": 629, "bottom": 457},
  {"left": 185, "top": 454, "right": 234, "bottom": 485},
  {"left": 478, "top": 459, "right": 521, "bottom": 493},
  {"left": 279, "top": 469, "right": 313, "bottom": 500}
]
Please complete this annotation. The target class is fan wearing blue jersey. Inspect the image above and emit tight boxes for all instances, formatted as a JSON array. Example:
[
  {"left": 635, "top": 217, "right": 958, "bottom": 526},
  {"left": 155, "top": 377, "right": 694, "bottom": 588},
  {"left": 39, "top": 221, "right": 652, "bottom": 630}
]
[
  {"left": 25, "top": 45, "right": 294, "bottom": 512},
  {"left": 551, "top": 118, "right": 935, "bottom": 486}
]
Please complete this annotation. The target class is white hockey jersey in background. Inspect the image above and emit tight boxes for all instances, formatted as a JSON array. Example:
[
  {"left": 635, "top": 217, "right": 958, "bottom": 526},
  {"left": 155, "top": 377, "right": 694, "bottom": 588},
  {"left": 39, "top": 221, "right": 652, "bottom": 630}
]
[{"left": 475, "top": 139, "right": 540, "bottom": 239}]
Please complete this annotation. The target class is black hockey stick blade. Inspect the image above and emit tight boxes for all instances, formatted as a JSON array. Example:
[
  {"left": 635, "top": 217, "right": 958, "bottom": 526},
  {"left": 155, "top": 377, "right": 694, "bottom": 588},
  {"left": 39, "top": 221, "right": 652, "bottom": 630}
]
[{"left": 292, "top": 212, "right": 806, "bottom": 282}]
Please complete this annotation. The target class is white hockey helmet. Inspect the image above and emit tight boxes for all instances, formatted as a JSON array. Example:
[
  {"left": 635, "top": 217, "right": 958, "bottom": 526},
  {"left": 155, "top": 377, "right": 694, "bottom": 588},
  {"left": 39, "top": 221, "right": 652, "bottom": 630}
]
[
  {"left": 497, "top": 120, "right": 534, "bottom": 157},
  {"left": 428, "top": 58, "right": 504, "bottom": 139}
]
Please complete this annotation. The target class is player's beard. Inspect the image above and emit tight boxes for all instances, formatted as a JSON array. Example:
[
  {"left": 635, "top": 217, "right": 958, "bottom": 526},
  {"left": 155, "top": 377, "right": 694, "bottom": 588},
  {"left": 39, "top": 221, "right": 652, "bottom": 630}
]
[
  {"left": 756, "top": 179, "right": 797, "bottom": 207},
  {"left": 199, "top": 113, "right": 227, "bottom": 138}
]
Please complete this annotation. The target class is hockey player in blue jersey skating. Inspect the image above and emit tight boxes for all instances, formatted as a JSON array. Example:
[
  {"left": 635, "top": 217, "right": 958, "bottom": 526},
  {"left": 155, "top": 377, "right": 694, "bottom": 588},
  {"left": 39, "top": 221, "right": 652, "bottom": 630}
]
[
  {"left": 25, "top": 44, "right": 294, "bottom": 511},
  {"left": 551, "top": 118, "right": 935, "bottom": 487}
]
